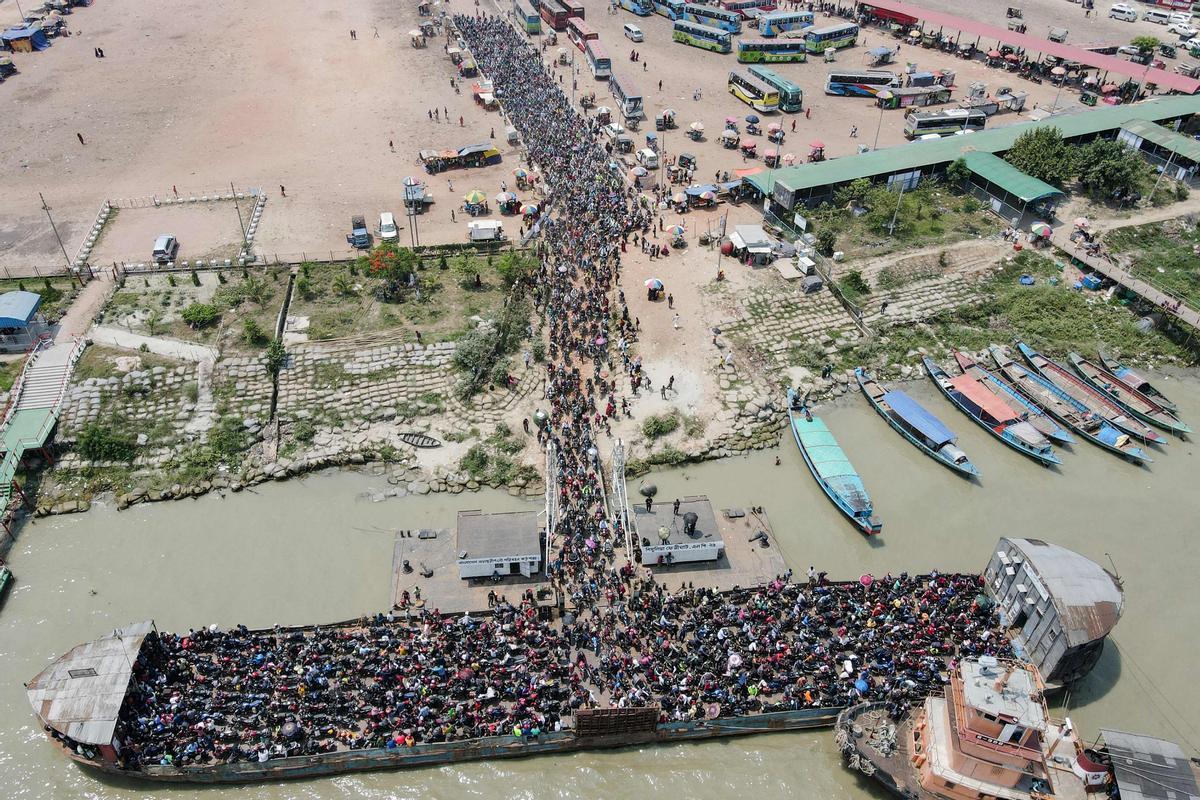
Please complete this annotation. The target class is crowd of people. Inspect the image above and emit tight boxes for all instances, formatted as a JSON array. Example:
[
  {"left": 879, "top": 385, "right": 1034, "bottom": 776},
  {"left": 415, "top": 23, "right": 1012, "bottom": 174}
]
[{"left": 107, "top": 13, "right": 1013, "bottom": 771}]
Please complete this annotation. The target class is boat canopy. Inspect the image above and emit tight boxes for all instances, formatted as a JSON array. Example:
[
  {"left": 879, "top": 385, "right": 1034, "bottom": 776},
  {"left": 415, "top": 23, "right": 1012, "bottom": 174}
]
[
  {"left": 883, "top": 390, "right": 956, "bottom": 448},
  {"left": 948, "top": 375, "right": 1016, "bottom": 423}
]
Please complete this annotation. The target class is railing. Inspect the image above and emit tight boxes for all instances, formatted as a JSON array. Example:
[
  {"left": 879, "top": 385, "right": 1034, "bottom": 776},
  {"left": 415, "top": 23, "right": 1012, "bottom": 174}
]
[{"left": 0, "top": 337, "right": 51, "bottom": 434}]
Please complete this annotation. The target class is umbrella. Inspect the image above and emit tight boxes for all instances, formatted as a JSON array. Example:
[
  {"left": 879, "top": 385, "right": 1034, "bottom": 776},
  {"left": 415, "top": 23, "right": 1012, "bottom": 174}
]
[
  {"left": 809, "top": 140, "right": 824, "bottom": 149},
  {"left": 739, "top": 137, "right": 755, "bottom": 148},
  {"left": 1030, "top": 222, "right": 1053, "bottom": 238},
  {"left": 908, "top": 29, "right": 921, "bottom": 38},
  {"left": 1073, "top": 217, "right": 1089, "bottom": 229},
  {"left": 725, "top": 116, "right": 738, "bottom": 124},
  {"left": 768, "top": 122, "right": 782, "bottom": 132},
  {"left": 859, "top": 574, "right": 874, "bottom": 587},
  {"left": 463, "top": 189, "right": 486, "bottom": 204},
  {"left": 745, "top": 114, "right": 760, "bottom": 124},
  {"left": 987, "top": 49, "right": 1002, "bottom": 57},
  {"left": 513, "top": 168, "right": 528, "bottom": 178},
  {"left": 1051, "top": 66, "right": 1066, "bottom": 76},
  {"left": 1083, "top": 75, "right": 1098, "bottom": 85},
  {"left": 408, "top": 29, "right": 423, "bottom": 36},
  {"left": 631, "top": 166, "right": 648, "bottom": 177},
  {"left": 672, "top": 192, "right": 688, "bottom": 203},
  {"left": 645, "top": 278, "right": 664, "bottom": 289},
  {"left": 699, "top": 190, "right": 716, "bottom": 200},
  {"left": 596, "top": 105, "right": 611, "bottom": 115},
  {"left": 690, "top": 121, "right": 705, "bottom": 132},
  {"left": 662, "top": 107, "right": 677, "bottom": 117},
  {"left": 520, "top": 203, "right": 540, "bottom": 215},
  {"left": 495, "top": 191, "right": 517, "bottom": 203},
  {"left": 667, "top": 224, "right": 686, "bottom": 236},
  {"left": 1005, "top": 53, "right": 1020, "bottom": 61},
  {"left": 595, "top": 336, "right": 607, "bottom": 345},
  {"left": 722, "top": 128, "right": 738, "bottom": 139},
  {"left": 783, "top": 153, "right": 796, "bottom": 164},
  {"left": 402, "top": 176, "right": 420, "bottom": 187},
  {"left": 1101, "top": 83, "right": 1118, "bottom": 92}
]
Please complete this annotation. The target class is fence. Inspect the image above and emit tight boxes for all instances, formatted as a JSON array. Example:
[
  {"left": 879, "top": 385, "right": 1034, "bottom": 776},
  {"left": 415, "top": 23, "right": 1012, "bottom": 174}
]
[{"left": 106, "top": 187, "right": 264, "bottom": 210}]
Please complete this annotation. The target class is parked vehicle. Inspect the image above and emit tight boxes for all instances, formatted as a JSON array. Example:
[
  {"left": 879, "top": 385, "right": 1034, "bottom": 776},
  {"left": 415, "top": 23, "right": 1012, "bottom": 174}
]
[
  {"left": 346, "top": 215, "right": 371, "bottom": 249},
  {"left": 1108, "top": 4, "right": 1137, "bottom": 22},
  {"left": 152, "top": 234, "right": 179, "bottom": 263},
  {"left": 378, "top": 212, "right": 399, "bottom": 242},
  {"left": 624, "top": 23, "right": 644, "bottom": 41},
  {"left": 1143, "top": 9, "right": 1172, "bottom": 25},
  {"left": 1167, "top": 22, "right": 1198, "bottom": 38},
  {"left": 467, "top": 220, "right": 506, "bottom": 242}
]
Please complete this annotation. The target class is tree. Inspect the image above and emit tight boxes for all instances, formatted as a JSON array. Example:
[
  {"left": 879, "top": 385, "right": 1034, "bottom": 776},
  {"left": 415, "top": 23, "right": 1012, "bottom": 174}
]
[
  {"left": 815, "top": 228, "right": 837, "bottom": 256},
  {"left": 239, "top": 274, "right": 272, "bottom": 306},
  {"left": 1130, "top": 35, "right": 1160, "bottom": 53},
  {"left": 144, "top": 308, "right": 164, "bottom": 336},
  {"left": 495, "top": 251, "right": 535, "bottom": 287},
  {"left": 944, "top": 157, "right": 970, "bottom": 187},
  {"left": 833, "top": 177, "right": 873, "bottom": 208},
  {"left": 1003, "top": 127, "right": 1075, "bottom": 187},
  {"left": 331, "top": 271, "right": 356, "bottom": 296},
  {"left": 365, "top": 242, "right": 416, "bottom": 302},
  {"left": 181, "top": 303, "right": 219, "bottom": 328},
  {"left": 242, "top": 318, "right": 268, "bottom": 346},
  {"left": 1076, "top": 138, "right": 1148, "bottom": 200}
]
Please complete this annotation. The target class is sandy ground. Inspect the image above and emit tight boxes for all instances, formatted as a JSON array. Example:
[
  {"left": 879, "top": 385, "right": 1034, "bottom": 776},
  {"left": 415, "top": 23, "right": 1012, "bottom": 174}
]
[
  {"left": 0, "top": 0, "right": 1185, "bottom": 274},
  {"left": 89, "top": 203, "right": 248, "bottom": 266}
]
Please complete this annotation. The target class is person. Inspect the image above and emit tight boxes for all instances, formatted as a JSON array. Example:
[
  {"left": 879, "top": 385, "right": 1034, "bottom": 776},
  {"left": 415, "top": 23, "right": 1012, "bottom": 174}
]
[
  {"left": 76, "top": 132, "right": 85, "bottom": 145},
  {"left": 644, "top": 496, "right": 652, "bottom": 512},
  {"left": 672, "top": 498, "right": 680, "bottom": 516},
  {"left": 672, "top": 313, "right": 680, "bottom": 329},
  {"left": 850, "top": 125, "right": 858, "bottom": 137},
  {"left": 805, "top": 107, "right": 811, "bottom": 119},
  {"left": 389, "top": 139, "right": 394, "bottom": 151},
  {"left": 279, "top": 184, "right": 286, "bottom": 196},
  {"left": 350, "top": 29, "right": 357, "bottom": 39},
  {"left": 667, "top": 293, "right": 674, "bottom": 309}
]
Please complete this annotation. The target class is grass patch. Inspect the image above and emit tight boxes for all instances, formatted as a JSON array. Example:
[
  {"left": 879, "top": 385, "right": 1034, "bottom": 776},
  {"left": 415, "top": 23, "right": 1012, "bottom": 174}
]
[
  {"left": 642, "top": 412, "right": 681, "bottom": 440},
  {"left": 1105, "top": 219, "right": 1200, "bottom": 309}
]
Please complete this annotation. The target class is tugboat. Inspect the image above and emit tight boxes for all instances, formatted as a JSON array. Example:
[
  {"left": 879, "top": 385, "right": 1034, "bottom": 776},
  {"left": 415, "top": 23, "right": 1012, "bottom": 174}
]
[{"left": 836, "top": 656, "right": 1200, "bottom": 800}]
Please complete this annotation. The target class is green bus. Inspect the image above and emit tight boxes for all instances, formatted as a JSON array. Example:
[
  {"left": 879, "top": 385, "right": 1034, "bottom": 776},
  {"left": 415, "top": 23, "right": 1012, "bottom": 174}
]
[
  {"left": 672, "top": 20, "right": 733, "bottom": 53},
  {"left": 748, "top": 64, "right": 803, "bottom": 112},
  {"left": 737, "top": 38, "right": 807, "bottom": 63},
  {"left": 804, "top": 22, "right": 858, "bottom": 54}
]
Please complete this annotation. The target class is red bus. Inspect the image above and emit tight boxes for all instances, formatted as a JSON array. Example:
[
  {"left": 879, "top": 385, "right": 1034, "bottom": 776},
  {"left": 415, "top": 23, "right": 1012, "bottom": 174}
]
[
  {"left": 567, "top": 18, "right": 599, "bottom": 51},
  {"left": 539, "top": 0, "right": 570, "bottom": 30},
  {"left": 561, "top": 0, "right": 585, "bottom": 20},
  {"left": 719, "top": 0, "right": 776, "bottom": 19}
]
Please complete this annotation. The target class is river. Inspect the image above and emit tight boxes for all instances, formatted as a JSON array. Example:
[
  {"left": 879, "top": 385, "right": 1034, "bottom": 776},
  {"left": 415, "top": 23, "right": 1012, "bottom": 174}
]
[{"left": 2, "top": 373, "right": 1199, "bottom": 800}]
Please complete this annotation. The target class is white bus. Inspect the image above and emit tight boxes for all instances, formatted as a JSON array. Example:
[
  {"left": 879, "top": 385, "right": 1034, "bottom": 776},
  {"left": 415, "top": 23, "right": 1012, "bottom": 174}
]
[
  {"left": 759, "top": 9, "right": 814, "bottom": 37},
  {"left": 903, "top": 108, "right": 986, "bottom": 138},
  {"left": 610, "top": 71, "right": 644, "bottom": 118},
  {"left": 585, "top": 39, "right": 612, "bottom": 79}
]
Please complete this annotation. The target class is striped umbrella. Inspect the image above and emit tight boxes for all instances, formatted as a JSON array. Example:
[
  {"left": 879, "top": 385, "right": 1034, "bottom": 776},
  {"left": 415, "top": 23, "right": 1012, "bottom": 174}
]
[
  {"left": 667, "top": 225, "right": 686, "bottom": 236},
  {"left": 496, "top": 191, "right": 517, "bottom": 203},
  {"left": 699, "top": 190, "right": 716, "bottom": 201},
  {"left": 463, "top": 189, "right": 487, "bottom": 204},
  {"left": 672, "top": 192, "right": 688, "bottom": 204},
  {"left": 520, "top": 203, "right": 539, "bottom": 215},
  {"left": 513, "top": 168, "right": 528, "bottom": 178},
  {"left": 1030, "top": 222, "right": 1053, "bottom": 238}
]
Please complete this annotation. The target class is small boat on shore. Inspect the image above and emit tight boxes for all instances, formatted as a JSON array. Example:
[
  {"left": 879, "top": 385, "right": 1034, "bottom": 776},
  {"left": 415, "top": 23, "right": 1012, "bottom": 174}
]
[
  {"left": 1099, "top": 351, "right": 1179, "bottom": 413},
  {"left": 0, "top": 563, "right": 11, "bottom": 600},
  {"left": 952, "top": 351, "right": 1074, "bottom": 446},
  {"left": 989, "top": 346, "right": 1149, "bottom": 464},
  {"left": 1017, "top": 342, "right": 1167, "bottom": 446},
  {"left": 855, "top": 368, "right": 978, "bottom": 477},
  {"left": 786, "top": 390, "right": 882, "bottom": 535},
  {"left": 924, "top": 357, "right": 1060, "bottom": 466},
  {"left": 399, "top": 432, "right": 442, "bottom": 449},
  {"left": 1068, "top": 352, "right": 1190, "bottom": 438}
]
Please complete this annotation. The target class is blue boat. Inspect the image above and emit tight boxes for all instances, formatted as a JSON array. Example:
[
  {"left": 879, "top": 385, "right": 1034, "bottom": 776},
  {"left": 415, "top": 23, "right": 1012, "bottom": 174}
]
[
  {"left": 924, "top": 357, "right": 1061, "bottom": 467},
  {"left": 953, "top": 351, "right": 1074, "bottom": 446},
  {"left": 989, "top": 346, "right": 1150, "bottom": 464},
  {"left": 854, "top": 367, "right": 978, "bottom": 477},
  {"left": 786, "top": 390, "right": 882, "bottom": 535}
]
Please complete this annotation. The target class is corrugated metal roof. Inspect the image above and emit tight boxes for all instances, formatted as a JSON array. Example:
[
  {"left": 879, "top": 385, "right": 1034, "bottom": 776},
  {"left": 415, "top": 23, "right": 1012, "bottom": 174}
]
[
  {"left": 25, "top": 621, "right": 153, "bottom": 745},
  {"left": 0, "top": 290, "right": 42, "bottom": 328},
  {"left": 456, "top": 510, "right": 541, "bottom": 559},
  {"left": 1001, "top": 538, "right": 1123, "bottom": 647},
  {"left": 883, "top": 390, "right": 957, "bottom": 448},
  {"left": 1100, "top": 729, "right": 1200, "bottom": 800},
  {"left": 860, "top": 0, "right": 1200, "bottom": 94},
  {"left": 961, "top": 151, "right": 1064, "bottom": 204},
  {"left": 747, "top": 96, "right": 1200, "bottom": 195},
  {"left": 1122, "top": 118, "right": 1200, "bottom": 163}
]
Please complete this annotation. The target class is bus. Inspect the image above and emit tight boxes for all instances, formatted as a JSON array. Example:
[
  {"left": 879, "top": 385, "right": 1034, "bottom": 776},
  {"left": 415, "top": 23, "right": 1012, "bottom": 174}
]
[
  {"left": 903, "top": 108, "right": 986, "bottom": 139},
  {"left": 610, "top": 71, "right": 644, "bottom": 119},
  {"left": 682, "top": 3, "right": 742, "bottom": 33},
  {"left": 618, "top": 0, "right": 655, "bottom": 16},
  {"left": 513, "top": 0, "right": 542, "bottom": 33},
  {"left": 585, "top": 39, "right": 612, "bottom": 79},
  {"left": 567, "top": 18, "right": 598, "bottom": 50},
  {"left": 805, "top": 22, "right": 858, "bottom": 53},
  {"left": 728, "top": 70, "right": 781, "bottom": 112},
  {"left": 561, "top": 0, "right": 585, "bottom": 20},
  {"left": 539, "top": 0, "right": 570, "bottom": 31},
  {"left": 748, "top": 64, "right": 803, "bottom": 111},
  {"left": 719, "top": 0, "right": 776, "bottom": 19},
  {"left": 652, "top": 0, "right": 687, "bottom": 20},
  {"left": 824, "top": 70, "right": 901, "bottom": 97},
  {"left": 759, "top": 10, "right": 814, "bottom": 37},
  {"left": 673, "top": 20, "right": 733, "bottom": 53},
  {"left": 737, "top": 38, "right": 807, "bottom": 63}
]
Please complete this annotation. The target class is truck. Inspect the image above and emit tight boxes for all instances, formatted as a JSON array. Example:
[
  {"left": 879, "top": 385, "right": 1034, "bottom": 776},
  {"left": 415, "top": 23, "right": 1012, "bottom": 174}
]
[
  {"left": 467, "top": 220, "right": 506, "bottom": 242},
  {"left": 346, "top": 215, "right": 371, "bottom": 249}
]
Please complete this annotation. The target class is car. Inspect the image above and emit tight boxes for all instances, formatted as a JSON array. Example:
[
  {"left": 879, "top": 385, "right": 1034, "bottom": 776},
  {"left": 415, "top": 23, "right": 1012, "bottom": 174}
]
[
  {"left": 346, "top": 215, "right": 370, "bottom": 249},
  {"left": 1108, "top": 3, "right": 1137, "bottom": 21},
  {"left": 1167, "top": 22, "right": 1198, "bottom": 38},
  {"left": 1169, "top": 12, "right": 1193, "bottom": 26},
  {"left": 1116, "top": 44, "right": 1142, "bottom": 56},
  {"left": 378, "top": 211, "right": 399, "bottom": 242},
  {"left": 623, "top": 23, "right": 643, "bottom": 42},
  {"left": 636, "top": 147, "right": 659, "bottom": 169},
  {"left": 152, "top": 234, "right": 178, "bottom": 263}
]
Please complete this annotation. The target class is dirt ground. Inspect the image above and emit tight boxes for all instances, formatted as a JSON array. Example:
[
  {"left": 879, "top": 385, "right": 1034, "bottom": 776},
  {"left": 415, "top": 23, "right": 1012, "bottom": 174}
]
[
  {"left": 0, "top": 0, "right": 1183, "bottom": 273},
  {"left": 89, "top": 203, "right": 248, "bottom": 266}
]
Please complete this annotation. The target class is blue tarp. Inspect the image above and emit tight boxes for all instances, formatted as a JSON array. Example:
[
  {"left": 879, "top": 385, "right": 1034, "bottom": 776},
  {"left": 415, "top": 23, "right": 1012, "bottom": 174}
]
[
  {"left": 685, "top": 183, "right": 718, "bottom": 197},
  {"left": 2, "top": 26, "right": 50, "bottom": 50},
  {"left": 868, "top": 46, "right": 892, "bottom": 58},
  {"left": 0, "top": 291, "right": 42, "bottom": 328},
  {"left": 883, "top": 390, "right": 957, "bottom": 448}
]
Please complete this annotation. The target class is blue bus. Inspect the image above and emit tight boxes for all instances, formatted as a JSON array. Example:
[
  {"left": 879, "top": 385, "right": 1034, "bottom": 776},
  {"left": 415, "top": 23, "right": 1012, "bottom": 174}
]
[
  {"left": 673, "top": 19, "right": 734, "bottom": 53},
  {"left": 824, "top": 69, "right": 900, "bottom": 97},
  {"left": 682, "top": 3, "right": 742, "bottom": 33},
  {"left": 618, "top": 0, "right": 654, "bottom": 15},
  {"left": 805, "top": 22, "right": 858, "bottom": 53},
  {"left": 759, "top": 10, "right": 813, "bottom": 37},
  {"left": 749, "top": 64, "right": 804, "bottom": 111},
  {"left": 513, "top": 0, "right": 542, "bottom": 33},
  {"left": 652, "top": 0, "right": 687, "bottom": 20}
]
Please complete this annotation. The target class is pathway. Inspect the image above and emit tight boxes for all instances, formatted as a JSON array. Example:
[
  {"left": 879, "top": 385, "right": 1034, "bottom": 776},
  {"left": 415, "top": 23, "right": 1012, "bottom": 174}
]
[
  {"left": 54, "top": 273, "right": 113, "bottom": 345},
  {"left": 87, "top": 326, "right": 219, "bottom": 363}
]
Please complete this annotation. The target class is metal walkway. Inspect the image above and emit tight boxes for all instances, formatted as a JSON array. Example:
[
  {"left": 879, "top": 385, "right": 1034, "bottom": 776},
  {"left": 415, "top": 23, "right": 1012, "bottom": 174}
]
[{"left": 0, "top": 338, "right": 87, "bottom": 514}]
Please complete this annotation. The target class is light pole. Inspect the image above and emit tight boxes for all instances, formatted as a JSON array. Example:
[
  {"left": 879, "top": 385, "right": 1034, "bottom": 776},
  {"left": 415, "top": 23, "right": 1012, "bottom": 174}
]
[
  {"left": 39, "top": 192, "right": 75, "bottom": 281},
  {"left": 1147, "top": 148, "right": 1177, "bottom": 205},
  {"left": 887, "top": 181, "right": 907, "bottom": 237},
  {"left": 873, "top": 91, "right": 893, "bottom": 151}
]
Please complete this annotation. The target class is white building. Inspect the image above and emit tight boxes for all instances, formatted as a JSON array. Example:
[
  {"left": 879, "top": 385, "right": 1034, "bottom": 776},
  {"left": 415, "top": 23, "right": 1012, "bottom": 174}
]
[{"left": 455, "top": 510, "right": 542, "bottom": 579}]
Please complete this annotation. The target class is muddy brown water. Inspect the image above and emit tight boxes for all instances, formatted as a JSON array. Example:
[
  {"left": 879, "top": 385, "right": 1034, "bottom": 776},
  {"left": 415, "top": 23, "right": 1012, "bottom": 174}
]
[{"left": 2, "top": 373, "right": 1199, "bottom": 799}]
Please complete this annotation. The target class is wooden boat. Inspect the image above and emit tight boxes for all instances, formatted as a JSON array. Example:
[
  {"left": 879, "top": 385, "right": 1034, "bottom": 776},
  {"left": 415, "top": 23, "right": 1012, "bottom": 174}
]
[
  {"left": 989, "top": 346, "right": 1150, "bottom": 464},
  {"left": 1068, "top": 352, "right": 1190, "bottom": 438},
  {"left": 786, "top": 390, "right": 882, "bottom": 535},
  {"left": 0, "top": 564, "right": 11, "bottom": 599},
  {"left": 1098, "top": 351, "right": 1178, "bottom": 413},
  {"left": 952, "top": 351, "right": 1074, "bottom": 446},
  {"left": 854, "top": 367, "right": 979, "bottom": 477},
  {"left": 1016, "top": 342, "right": 1167, "bottom": 446},
  {"left": 924, "top": 357, "right": 1060, "bottom": 466},
  {"left": 399, "top": 432, "right": 441, "bottom": 449}
]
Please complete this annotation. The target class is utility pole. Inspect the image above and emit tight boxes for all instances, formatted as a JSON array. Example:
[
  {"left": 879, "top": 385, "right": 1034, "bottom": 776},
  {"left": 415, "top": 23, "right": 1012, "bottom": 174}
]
[
  {"left": 887, "top": 181, "right": 907, "bottom": 237},
  {"left": 39, "top": 192, "right": 76, "bottom": 283},
  {"left": 1147, "top": 148, "right": 1176, "bottom": 206},
  {"left": 230, "top": 181, "right": 248, "bottom": 247}
]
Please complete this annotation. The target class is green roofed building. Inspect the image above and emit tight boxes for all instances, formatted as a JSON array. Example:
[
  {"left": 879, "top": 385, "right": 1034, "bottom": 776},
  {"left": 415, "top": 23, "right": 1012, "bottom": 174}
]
[
  {"left": 960, "top": 151, "right": 1064, "bottom": 226},
  {"left": 748, "top": 96, "right": 1200, "bottom": 219}
]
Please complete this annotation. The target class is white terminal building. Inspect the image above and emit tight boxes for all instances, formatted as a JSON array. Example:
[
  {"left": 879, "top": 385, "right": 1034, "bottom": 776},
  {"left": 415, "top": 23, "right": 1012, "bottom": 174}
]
[{"left": 455, "top": 510, "right": 542, "bottom": 579}]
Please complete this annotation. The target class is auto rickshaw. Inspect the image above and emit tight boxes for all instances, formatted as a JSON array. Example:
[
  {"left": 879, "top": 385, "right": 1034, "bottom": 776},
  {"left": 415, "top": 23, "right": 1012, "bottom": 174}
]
[
  {"left": 580, "top": 92, "right": 596, "bottom": 109},
  {"left": 767, "top": 126, "right": 785, "bottom": 144},
  {"left": 1079, "top": 90, "right": 1097, "bottom": 106},
  {"left": 557, "top": 48, "right": 569, "bottom": 65},
  {"left": 1006, "top": 6, "right": 1022, "bottom": 18},
  {"left": 739, "top": 139, "right": 757, "bottom": 158},
  {"left": 720, "top": 129, "right": 739, "bottom": 149},
  {"left": 1159, "top": 44, "right": 1177, "bottom": 60},
  {"left": 677, "top": 152, "right": 696, "bottom": 171},
  {"left": 764, "top": 150, "right": 780, "bottom": 168},
  {"left": 1007, "top": 20, "right": 1026, "bottom": 34},
  {"left": 615, "top": 134, "right": 634, "bottom": 154}
]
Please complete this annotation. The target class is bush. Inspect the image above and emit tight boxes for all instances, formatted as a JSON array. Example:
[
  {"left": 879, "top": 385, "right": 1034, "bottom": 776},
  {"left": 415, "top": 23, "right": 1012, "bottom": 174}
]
[
  {"left": 495, "top": 251, "right": 535, "bottom": 286},
  {"left": 265, "top": 338, "right": 287, "bottom": 376},
  {"left": 208, "top": 416, "right": 251, "bottom": 463},
  {"left": 77, "top": 423, "right": 137, "bottom": 462},
  {"left": 190, "top": 270, "right": 201, "bottom": 287},
  {"left": 815, "top": 229, "right": 836, "bottom": 257},
  {"left": 642, "top": 412, "right": 680, "bottom": 439},
  {"left": 242, "top": 318, "right": 268, "bottom": 346},
  {"left": 295, "top": 275, "right": 313, "bottom": 300},
  {"left": 181, "top": 303, "right": 219, "bottom": 328},
  {"left": 460, "top": 444, "right": 490, "bottom": 477},
  {"left": 944, "top": 157, "right": 970, "bottom": 187},
  {"left": 488, "top": 358, "right": 511, "bottom": 387},
  {"left": 531, "top": 339, "right": 547, "bottom": 362},
  {"left": 293, "top": 418, "right": 316, "bottom": 443},
  {"left": 839, "top": 270, "right": 871, "bottom": 301}
]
